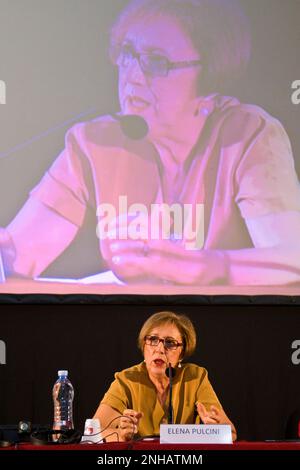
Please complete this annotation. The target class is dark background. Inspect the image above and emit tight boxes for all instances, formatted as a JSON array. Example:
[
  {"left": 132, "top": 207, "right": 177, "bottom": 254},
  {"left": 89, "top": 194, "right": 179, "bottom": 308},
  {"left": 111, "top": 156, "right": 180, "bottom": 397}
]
[{"left": 0, "top": 300, "right": 300, "bottom": 441}]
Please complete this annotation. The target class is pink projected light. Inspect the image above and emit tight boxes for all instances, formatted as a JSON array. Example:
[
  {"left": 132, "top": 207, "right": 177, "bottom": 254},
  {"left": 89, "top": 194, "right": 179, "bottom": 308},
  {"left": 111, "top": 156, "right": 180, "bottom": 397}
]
[{"left": 1, "top": 0, "right": 300, "bottom": 295}]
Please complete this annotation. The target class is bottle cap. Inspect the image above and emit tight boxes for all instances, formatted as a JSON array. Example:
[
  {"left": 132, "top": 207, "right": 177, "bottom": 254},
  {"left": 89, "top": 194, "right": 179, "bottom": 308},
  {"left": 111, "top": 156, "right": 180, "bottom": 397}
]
[{"left": 58, "top": 370, "right": 68, "bottom": 377}]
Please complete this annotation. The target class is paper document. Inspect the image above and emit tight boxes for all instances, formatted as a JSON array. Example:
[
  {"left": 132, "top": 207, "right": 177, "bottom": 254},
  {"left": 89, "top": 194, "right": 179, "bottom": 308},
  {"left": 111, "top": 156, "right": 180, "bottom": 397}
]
[{"left": 36, "top": 270, "right": 124, "bottom": 285}]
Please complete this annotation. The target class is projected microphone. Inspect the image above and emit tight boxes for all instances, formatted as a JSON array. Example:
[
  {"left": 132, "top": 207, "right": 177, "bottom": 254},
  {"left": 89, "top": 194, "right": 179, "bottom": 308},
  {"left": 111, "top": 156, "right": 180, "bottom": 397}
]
[
  {"left": 165, "top": 363, "right": 176, "bottom": 424},
  {"left": 112, "top": 114, "right": 149, "bottom": 140}
]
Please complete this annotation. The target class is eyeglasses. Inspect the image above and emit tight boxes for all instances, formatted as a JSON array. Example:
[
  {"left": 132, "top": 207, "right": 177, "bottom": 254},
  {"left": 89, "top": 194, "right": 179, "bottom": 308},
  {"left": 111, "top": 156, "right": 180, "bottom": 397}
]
[
  {"left": 144, "top": 335, "right": 183, "bottom": 350},
  {"left": 112, "top": 43, "right": 202, "bottom": 78}
]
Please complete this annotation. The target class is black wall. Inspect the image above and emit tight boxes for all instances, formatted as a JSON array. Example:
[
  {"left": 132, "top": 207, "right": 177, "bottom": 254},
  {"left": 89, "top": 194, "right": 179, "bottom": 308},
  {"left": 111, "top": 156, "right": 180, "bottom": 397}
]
[{"left": 0, "top": 300, "right": 300, "bottom": 441}]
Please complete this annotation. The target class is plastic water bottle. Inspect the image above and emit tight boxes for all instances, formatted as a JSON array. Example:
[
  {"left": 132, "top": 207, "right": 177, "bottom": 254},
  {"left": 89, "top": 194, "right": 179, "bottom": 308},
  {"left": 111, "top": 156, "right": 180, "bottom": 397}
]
[{"left": 52, "top": 370, "right": 74, "bottom": 431}]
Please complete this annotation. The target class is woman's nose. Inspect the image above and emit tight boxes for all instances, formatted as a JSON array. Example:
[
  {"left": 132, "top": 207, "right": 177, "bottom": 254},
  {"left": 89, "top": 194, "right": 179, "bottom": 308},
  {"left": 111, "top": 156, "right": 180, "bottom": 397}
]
[
  {"left": 154, "top": 340, "right": 166, "bottom": 352},
  {"left": 126, "top": 57, "right": 147, "bottom": 85}
]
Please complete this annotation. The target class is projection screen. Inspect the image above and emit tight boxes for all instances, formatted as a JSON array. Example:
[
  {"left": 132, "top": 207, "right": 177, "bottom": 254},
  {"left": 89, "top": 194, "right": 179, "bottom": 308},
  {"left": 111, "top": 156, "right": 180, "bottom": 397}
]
[{"left": 0, "top": 0, "right": 300, "bottom": 295}]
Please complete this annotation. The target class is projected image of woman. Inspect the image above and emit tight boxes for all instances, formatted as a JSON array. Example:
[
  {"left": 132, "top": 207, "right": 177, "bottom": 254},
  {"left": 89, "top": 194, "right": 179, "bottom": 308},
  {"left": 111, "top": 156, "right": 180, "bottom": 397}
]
[{"left": 1, "top": 0, "right": 300, "bottom": 286}]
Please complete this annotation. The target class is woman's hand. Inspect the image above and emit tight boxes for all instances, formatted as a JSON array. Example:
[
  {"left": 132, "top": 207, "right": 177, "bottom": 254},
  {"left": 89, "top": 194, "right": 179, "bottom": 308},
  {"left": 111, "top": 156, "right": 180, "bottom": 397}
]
[
  {"left": 196, "top": 402, "right": 237, "bottom": 441},
  {"left": 105, "top": 238, "right": 227, "bottom": 285},
  {"left": 118, "top": 409, "right": 143, "bottom": 442},
  {"left": 100, "top": 214, "right": 227, "bottom": 284},
  {"left": 197, "top": 402, "right": 226, "bottom": 424}
]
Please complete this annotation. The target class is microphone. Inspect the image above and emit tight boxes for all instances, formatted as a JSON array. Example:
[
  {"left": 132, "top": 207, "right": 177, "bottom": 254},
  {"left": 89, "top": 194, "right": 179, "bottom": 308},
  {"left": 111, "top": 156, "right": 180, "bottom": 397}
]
[
  {"left": 165, "top": 363, "right": 176, "bottom": 424},
  {"left": 112, "top": 114, "right": 149, "bottom": 140}
]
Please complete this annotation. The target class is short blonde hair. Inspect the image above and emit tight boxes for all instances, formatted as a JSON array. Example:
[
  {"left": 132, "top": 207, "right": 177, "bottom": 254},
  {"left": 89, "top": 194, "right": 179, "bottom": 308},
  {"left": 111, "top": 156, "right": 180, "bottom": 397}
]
[{"left": 138, "top": 311, "right": 197, "bottom": 359}]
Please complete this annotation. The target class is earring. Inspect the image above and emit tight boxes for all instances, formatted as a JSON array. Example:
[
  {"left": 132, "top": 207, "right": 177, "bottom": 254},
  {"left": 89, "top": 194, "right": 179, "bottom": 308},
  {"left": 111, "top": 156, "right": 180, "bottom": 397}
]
[
  {"left": 194, "top": 106, "right": 210, "bottom": 117},
  {"left": 178, "top": 361, "right": 182, "bottom": 368}
]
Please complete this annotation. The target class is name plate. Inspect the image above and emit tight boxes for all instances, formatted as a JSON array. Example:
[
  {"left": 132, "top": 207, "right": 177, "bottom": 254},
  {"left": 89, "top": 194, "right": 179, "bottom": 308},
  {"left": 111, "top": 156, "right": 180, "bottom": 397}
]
[{"left": 160, "top": 424, "right": 232, "bottom": 444}]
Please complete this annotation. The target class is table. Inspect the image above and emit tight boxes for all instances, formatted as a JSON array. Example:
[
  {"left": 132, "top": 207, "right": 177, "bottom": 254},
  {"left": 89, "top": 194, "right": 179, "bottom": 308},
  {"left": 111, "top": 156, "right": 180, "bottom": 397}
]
[
  {"left": 1, "top": 439, "right": 300, "bottom": 451},
  {"left": 1, "top": 440, "right": 300, "bottom": 465},
  {"left": 1, "top": 278, "right": 300, "bottom": 296}
]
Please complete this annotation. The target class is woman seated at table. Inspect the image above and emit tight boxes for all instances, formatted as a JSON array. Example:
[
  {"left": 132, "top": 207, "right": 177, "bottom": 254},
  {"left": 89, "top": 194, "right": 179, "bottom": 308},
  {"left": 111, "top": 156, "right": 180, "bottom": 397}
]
[{"left": 93, "top": 311, "right": 237, "bottom": 441}]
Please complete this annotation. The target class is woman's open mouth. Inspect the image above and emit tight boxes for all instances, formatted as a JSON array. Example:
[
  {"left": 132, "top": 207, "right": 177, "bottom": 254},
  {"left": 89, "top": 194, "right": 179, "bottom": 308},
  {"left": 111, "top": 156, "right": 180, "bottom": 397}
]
[
  {"left": 127, "top": 95, "right": 150, "bottom": 111},
  {"left": 153, "top": 358, "right": 165, "bottom": 367}
]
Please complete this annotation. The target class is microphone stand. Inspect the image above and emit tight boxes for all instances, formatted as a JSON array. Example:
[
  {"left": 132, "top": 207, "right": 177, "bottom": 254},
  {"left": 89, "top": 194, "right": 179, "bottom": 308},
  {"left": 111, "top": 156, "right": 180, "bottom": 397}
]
[{"left": 167, "top": 363, "right": 174, "bottom": 425}]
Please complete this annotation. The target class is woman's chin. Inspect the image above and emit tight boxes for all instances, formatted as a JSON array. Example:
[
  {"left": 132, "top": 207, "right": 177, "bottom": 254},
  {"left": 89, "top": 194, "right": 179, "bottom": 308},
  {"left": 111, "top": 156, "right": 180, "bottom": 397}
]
[{"left": 149, "top": 365, "right": 166, "bottom": 378}]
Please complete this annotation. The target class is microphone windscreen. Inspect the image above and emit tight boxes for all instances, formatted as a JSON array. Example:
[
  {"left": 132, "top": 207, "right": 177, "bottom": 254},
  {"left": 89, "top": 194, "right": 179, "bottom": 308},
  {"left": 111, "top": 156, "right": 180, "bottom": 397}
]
[
  {"left": 165, "top": 366, "right": 176, "bottom": 379},
  {"left": 115, "top": 114, "right": 149, "bottom": 140}
]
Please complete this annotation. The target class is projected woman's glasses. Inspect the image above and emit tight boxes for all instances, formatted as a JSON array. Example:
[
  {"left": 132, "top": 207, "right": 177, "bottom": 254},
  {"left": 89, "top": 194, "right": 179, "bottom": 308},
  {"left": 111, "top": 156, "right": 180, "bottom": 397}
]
[{"left": 113, "top": 43, "right": 202, "bottom": 77}]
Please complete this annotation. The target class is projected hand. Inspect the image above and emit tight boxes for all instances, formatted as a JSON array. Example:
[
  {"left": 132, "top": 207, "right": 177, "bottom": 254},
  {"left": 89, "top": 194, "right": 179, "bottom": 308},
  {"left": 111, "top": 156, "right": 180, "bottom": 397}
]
[
  {"left": 100, "top": 212, "right": 168, "bottom": 282},
  {"left": 99, "top": 213, "right": 228, "bottom": 284}
]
